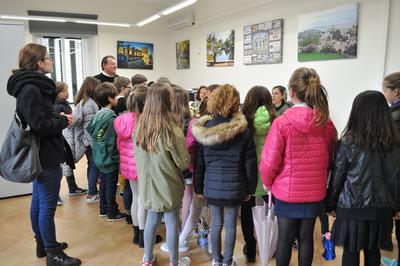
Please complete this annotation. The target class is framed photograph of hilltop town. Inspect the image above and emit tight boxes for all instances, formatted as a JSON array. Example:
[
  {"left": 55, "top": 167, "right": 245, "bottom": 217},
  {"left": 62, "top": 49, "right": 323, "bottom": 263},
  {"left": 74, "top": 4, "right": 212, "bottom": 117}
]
[
  {"left": 117, "top": 41, "right": 153, "bottom": 69},
  {"left": 243, "top": 19, "right": 283, "bottom": 65},
  {"left": 298, "top": 3, "right": 358, "bottom": 62},
  {"left": 206, "top": 30, "right": 235, "bottom": 67}
]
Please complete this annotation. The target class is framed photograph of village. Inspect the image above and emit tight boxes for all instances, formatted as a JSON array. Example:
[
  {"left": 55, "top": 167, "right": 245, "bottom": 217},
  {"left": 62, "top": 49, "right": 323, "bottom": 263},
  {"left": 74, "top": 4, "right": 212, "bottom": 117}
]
[
  {"left": 298, "top": 3, "right": 358, "bottom": 62},
  {"left": 176, "top": 40, "right": 190, "bottom": 69},
  {"left": 243, "top": 19, "right": 283, "bottom": 65},
  {"left": 117, "top": 41, "right": 154, "bottom": 69},
  {"left": 206, "top": 30, "right": 235, "bottom": 67}
]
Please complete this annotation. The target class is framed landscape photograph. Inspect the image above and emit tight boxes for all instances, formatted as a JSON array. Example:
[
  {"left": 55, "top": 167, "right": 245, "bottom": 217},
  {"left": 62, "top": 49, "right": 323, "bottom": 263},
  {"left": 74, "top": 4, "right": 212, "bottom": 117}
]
[
  {"left": 206, "top": 30, "right": 235, "bottom": 67},
  {"left": 117, "top": 41, "right": 153, "bottom": 69},
  {"left": 298, "top": 3, "right": 358, "bottom": 62},
  {"left": 243, "top": 18, "right": 283, "bottom": 65},
  {"left": 176, "top": 40, "right": 190, "bottom": 69}
]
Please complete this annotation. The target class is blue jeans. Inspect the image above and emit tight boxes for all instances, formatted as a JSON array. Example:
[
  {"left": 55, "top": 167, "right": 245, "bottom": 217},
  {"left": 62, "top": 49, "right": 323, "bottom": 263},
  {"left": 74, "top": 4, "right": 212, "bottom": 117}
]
[
  {"left": 30, "top": 166, "right": 62, "bottom": 248},
  {"left": 86, "top": 147, "right": 99, "bottom": 196},
  {"left": 209, "top": 204, "right": 240, "bottom": 265},
  {"left": 99, "top": 170, "right": 119, "bottom": 217}
]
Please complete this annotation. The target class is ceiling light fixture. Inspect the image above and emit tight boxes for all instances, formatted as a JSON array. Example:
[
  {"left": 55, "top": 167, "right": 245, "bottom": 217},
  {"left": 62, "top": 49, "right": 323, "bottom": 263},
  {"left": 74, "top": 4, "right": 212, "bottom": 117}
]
[
  {"left": 0, "top": 15, "right": 66, "bottom": 23},
  {"left": 161, "top": 0, "right": 197, "bottom": 16},
  {"left": 75, "top": 20, "right": 131, "bottom": 27},
  {"left": 136, "top": 14, "right": 161, "bottom": 27}
]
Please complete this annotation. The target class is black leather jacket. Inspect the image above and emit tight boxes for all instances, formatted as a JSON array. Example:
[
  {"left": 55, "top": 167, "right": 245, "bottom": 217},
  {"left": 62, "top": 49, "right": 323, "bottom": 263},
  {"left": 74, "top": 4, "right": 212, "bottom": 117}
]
[{"left": 326, "top": 137, "right": 400, "bottom": 219}]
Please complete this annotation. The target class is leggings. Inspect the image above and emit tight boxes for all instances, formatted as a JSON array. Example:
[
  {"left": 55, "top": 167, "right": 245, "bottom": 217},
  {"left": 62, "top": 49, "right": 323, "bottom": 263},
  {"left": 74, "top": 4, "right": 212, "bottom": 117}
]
[
  {"left": 144, "top": 207, "right": 180, "bottom": 265},
  {"left": 179, "top": 193, "right": 204, "bottom": 243},
  {"left": 342, "top": 248, "right": 380, "bottom": 266},
  {"left": 276, "top": 217, "right": 316, "bottom": 266},
  {"left": 129, "top": 180, "right": 146, "bottom": 229},
  {"left": 181, "top": 184, "right": 194, "bottom": 230}
]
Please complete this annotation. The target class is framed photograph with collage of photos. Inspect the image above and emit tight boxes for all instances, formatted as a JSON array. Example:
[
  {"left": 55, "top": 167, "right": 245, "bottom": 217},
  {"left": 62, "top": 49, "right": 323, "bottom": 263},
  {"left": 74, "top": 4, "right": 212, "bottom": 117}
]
[{"left": 243, "top": 19, "right": 283, "bottom": 65}]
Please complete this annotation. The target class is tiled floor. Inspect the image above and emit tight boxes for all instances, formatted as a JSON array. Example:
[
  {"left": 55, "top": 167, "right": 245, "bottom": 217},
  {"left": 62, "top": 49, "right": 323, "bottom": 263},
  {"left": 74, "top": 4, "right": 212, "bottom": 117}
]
[{"left": 0, "top": 158, "right": 397, "bottom": 265}]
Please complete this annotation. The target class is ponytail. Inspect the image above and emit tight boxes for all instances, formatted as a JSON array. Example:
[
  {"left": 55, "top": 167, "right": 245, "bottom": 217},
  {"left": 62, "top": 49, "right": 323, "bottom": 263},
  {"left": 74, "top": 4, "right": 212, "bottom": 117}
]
[{"left": 289, "top": 67, "right": 329, "bottom": 126}]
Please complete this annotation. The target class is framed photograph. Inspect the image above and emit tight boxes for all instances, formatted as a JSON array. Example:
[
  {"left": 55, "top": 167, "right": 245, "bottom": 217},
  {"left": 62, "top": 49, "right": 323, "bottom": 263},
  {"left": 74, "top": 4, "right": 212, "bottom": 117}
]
[
  {"left": 117, "top": 41, "right": 153, "bottom": 69},
  {"left": 298, "top": 3, "right": 358, "bottom": 62},
  {"left": 176, "top": 40, "right": 190, "bottom": 69},
  {"left": 243, "top": 18, "right": 284, "bottom": 65},
  {"left": 206, "top": 30, "right": 235, "bottom": 67}
]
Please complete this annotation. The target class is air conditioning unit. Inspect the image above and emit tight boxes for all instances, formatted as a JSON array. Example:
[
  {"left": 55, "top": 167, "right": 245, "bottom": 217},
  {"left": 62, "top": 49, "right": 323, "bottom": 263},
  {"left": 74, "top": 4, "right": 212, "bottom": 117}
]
[{"left": 167, "top": 11, "right": 195, "bottom": 31}]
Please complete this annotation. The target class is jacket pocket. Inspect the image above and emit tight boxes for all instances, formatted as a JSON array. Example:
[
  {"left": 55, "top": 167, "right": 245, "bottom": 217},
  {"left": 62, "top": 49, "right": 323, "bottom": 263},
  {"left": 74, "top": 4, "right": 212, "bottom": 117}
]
[{"left": 92, "top": 141, "right": 108, "bottom": 168}]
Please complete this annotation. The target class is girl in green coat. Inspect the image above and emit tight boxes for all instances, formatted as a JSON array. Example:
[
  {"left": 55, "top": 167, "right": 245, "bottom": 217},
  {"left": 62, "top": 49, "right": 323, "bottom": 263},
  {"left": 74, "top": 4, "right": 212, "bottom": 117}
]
[
  {"left": 134, "top": 82, "right": 191, "bottom": 266},
  {"left": 240, "top": 86, "right": 276, "bottom": 262}
]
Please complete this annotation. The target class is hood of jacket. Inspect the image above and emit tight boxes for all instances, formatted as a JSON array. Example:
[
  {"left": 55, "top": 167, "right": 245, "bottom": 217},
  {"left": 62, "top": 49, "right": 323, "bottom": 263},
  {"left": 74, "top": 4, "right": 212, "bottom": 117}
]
[
  {"left": 254, "top": 106, "right": 271, "bottom": 137},
  {"left": 114, "top": 112, "right": 136, "bottom": 139},
  {"left": 87, "top": 108, "right": 115, "bottom": 141},
  {"left": 283, "top": 106, "right": 324, "bottom": 134},
  {"left": 7, "top": 69, "right": 56, "bottom": 98},
  {"left": 192, "top": 112, "right": 247, "bottom": 148}
]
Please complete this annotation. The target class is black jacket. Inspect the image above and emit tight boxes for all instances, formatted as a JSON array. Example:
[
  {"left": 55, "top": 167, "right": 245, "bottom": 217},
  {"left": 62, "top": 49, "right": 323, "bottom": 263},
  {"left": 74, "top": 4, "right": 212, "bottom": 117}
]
[
  {"left": 192, "top": 112, "right": 257, "bottom": 206},
  {"left": 53, "top": 98, "right": 72, "bottom": 115},
  {"left": 391, "top": 102, "right": 400, "bottom": 129},
  {"left": 326, "top": 137, "right": 400, "bottom": 220},
  {"left": 93, "top": 73, "right": 118, "bottom": 83},
  {"left": 7, "top": 70, "right": 73, "bottom": 168}
]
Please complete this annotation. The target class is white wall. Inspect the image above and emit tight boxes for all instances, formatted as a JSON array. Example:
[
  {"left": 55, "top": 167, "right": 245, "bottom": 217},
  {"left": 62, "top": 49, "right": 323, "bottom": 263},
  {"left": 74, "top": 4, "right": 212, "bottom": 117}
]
[
  {"left": 166, "top": 0, "right": 393, "bottom": 133},
  {"left": 94, "top": 26, "right": 170, "bottom": 82},
  {"left": 385, "top": 0, "right": 400, "bottom": 74}
]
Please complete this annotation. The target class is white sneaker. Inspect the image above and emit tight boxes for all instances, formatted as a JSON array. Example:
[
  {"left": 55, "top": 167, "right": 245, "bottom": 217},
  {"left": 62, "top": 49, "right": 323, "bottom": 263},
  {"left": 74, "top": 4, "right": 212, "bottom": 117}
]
[
  {"left": 160, "top": 241, "right": 190, "bottom": 253},
  {"left": 212, "top": 259, "right": 221, "bottom": 266},
  {"left": 86, "top": 194, "right": 100, "bottom": 203},
  {"left": 57, "top": 198, "right": 63, "bottom": 206}
]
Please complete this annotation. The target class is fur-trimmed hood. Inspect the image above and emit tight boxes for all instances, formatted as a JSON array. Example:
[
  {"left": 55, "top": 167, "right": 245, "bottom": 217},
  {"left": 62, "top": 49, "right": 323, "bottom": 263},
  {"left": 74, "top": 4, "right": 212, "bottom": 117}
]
[{"left": 192, "top": 112, "right": 248, "bottom": 146}]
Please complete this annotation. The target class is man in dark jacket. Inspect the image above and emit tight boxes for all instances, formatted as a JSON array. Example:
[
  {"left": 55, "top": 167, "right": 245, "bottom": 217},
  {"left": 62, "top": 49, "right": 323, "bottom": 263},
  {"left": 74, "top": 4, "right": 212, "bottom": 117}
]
[{"left": 94, "top": 55, "right": 118, "bottom": 83}]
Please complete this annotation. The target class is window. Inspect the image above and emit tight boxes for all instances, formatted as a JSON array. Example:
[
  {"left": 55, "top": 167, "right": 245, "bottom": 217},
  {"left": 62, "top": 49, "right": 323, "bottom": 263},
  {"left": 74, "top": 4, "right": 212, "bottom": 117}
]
[{"left": 40, "top": 36, "right": 86, "bottom": 103}]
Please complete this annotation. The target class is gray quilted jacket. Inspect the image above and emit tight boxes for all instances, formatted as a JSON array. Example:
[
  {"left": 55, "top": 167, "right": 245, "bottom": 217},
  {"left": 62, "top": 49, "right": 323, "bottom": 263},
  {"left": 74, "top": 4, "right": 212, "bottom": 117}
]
[{"left": 62, "top": 98, "right": 98, "bottom": 176}]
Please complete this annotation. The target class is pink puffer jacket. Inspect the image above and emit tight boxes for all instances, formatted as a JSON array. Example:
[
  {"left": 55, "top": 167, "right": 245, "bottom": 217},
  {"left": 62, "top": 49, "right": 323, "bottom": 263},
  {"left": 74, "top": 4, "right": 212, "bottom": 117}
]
[
  {"left": 260, "top": 106, "right": 337, "bottom": 203},
  {"left": 114, "top": 112, "right": 137, "bottom": 181}
]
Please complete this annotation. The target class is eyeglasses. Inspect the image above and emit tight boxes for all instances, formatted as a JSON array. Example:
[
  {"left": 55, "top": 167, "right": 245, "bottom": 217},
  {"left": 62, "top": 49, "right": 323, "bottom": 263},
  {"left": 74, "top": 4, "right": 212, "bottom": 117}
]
[{"left": 42, "top": 56, "right": 54, "bottom": 62}]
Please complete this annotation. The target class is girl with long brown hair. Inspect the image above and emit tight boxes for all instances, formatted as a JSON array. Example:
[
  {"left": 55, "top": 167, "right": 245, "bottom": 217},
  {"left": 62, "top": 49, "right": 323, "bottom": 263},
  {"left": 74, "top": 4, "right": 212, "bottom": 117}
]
[
  {"left": 260, "top": 67, "right": 337, "bottom": 266},
  {"left": 134, "top": 82, "right": 191, "bottom": 266},
  {"left": 240, "top": 85, "right": 276, "bottom": 262}
]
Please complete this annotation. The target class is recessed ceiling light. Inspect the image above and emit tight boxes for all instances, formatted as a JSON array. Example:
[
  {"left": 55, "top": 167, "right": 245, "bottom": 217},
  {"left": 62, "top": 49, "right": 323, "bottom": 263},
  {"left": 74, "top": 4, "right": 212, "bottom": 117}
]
[
  {"left": 136, "top": 14, "right": 161, "bottom": 27},
  {"left": 161, "top": 0, "right": 197, "bottom": 16},
  {"left": 75, "top": 20, "right": 131, "bottom": 27},
  {"left": 0, "top": 15, "right": 66, "bottom": 23}
]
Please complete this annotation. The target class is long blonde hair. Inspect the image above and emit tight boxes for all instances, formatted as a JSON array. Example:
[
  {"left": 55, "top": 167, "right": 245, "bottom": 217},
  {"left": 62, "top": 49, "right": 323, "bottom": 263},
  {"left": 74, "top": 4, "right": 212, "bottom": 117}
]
[{"left": 136, "top": 82, "right": 179, "bottom": 152}]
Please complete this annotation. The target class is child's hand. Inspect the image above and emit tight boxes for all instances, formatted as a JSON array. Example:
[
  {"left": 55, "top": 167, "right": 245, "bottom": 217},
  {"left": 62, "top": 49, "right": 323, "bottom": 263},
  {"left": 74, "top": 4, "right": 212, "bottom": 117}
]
[
  {"left": 328, "top": 211, "right": 336, "bottom": 217},
  {"left": 61, "top": 113, "right": 73, "bottom": 126},
  {"left": 196, "top": 194, "right": 204, "bottom": 200},
  {"left": 243, "top": 195, "right": 251, "bottom": 201},
  {"left": 395, "top": 212, "right": 400, "bottom": 220}
]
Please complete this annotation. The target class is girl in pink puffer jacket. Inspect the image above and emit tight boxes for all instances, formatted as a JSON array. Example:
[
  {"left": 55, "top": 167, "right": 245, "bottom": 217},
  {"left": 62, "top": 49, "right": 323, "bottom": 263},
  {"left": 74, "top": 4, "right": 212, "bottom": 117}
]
[
  {"left": 260, "top": 67, "right": 337, "bottom": 266},
  {"left": 114, "top": 86, "right": 148, "bottom": 245}
]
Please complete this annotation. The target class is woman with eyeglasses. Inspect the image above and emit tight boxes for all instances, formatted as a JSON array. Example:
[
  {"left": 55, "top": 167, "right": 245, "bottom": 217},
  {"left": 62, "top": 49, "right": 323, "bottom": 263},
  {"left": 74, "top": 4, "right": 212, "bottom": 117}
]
[{"left": 7, "top": 43, "right": 81, "bottom": 266}]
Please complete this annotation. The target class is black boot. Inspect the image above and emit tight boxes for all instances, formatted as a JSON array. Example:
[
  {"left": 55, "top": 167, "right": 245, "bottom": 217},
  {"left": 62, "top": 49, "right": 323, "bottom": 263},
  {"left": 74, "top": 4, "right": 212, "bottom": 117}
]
[
  {"left": 133, "top": 226, "right": 140, "bottom": 244},
  {"left": 138, "top": 229, "right": 144, "bottom": 248},
  {"left": 46, "top": 246, "right": 81, "bottom": 266},
  {"left": 138, "top": 229, "right": 163, "bottom": 248},
  {"left": 243, "top": 243, "right": 256, "bottom": 263},
  {"left": 35, "top": 236, "right": 68, "bottom": 258}
]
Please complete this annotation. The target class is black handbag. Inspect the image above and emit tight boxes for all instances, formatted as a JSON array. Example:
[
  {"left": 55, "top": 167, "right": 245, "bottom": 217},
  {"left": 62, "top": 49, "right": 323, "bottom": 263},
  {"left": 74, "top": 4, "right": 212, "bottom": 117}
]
[{"left": 0, "top": 113, "right": 42, "bottom": 183}]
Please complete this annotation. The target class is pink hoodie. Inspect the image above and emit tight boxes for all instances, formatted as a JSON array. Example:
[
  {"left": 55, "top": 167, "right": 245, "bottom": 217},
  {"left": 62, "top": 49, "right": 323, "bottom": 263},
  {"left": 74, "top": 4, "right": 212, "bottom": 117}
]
[
  {"left": 260, "top": 106, "right": 337, "bottom": 203},
  {"left": 114, "top": 112, "right": 137, "bottom": 181}
]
